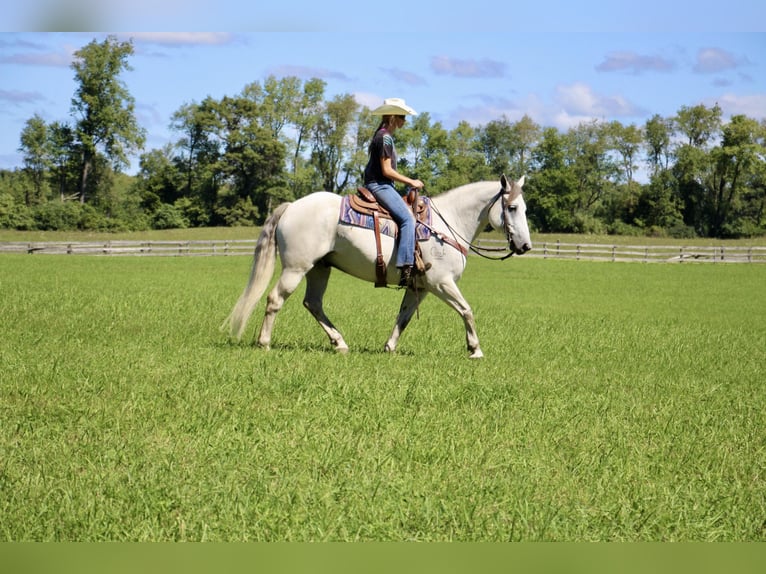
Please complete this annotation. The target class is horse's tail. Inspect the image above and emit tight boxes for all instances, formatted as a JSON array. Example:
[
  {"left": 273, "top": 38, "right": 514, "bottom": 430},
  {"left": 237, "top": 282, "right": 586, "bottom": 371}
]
[{"left": 222, "top": 202, "right": 291, "bottom": 340}]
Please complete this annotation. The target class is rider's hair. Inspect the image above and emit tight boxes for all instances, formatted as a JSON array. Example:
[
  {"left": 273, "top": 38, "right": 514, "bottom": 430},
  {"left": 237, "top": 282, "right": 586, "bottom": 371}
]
[{"left": 368, "top": 115, "right": 395, "bottom": 154}]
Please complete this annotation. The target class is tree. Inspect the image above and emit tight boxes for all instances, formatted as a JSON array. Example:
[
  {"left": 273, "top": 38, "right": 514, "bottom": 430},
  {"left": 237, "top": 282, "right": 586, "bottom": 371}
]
[
  {"left": 565, "top": 120, "right": 619, "bottom": 214},
  {"left": 18, "top": 114, "right": 49, "bottom": 205},
  {"left": 288, "top": 78, "right": 326, "bottom": 199},
  {"left": 528, "top": 127, "right": 579, "bottom": 232},
  {"left": 674, "top": 103, "right": 722, "bottom": 148},
  {"left": 47, "top": 121, "right": 78, "bottom": 202},
  {"left": 478, "top": 117, "right": 514, "bottom": 176},
  {"left": 170, "top": 98, "right": 221, "bottom": 205},
  {"left": 70, "top": 35, "right": 145, "bottom": 203},
  {"left": 509, "top": 115, "right": 541, "bottom": 177},
  {"left": 442, "top": 121, "right": 488, "bottom": 190},
  {"left": 476, "top": 115, "right": 540, "bottom": 179},
  {"left": 606, "top": 121, "right": 643, "bottom": 185},
  {"left": 241, "top": 76, "right": 328, "bottom": 202},
  {"left": 213, "top": 95, "right": 287, "bottom": 219},
  {"left": 644, "top": 114, "right": 673, "bottom": 175},
  {"left": 397, "top": 112, "right": 450, "bottom": 188},
  {"left": 672, "top": 103, "right": 725, "bottom": 236},
  {"left": 136, "top": 145, "right": 183, "bottom": 206},
  {"left": 310, "top": 94, "right": 358, "bottom": 193},
  {"left": 710, "top": 115, "right": 766, "bottom": 236}
]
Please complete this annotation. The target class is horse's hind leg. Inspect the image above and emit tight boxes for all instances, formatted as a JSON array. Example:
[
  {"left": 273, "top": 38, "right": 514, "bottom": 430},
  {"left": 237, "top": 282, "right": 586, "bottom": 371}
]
[
  {"left": 384, "top": 288, "right": 428, "bottom": 353},
  {"left": 257, "top": 267, "right": 306, "bottom": 349},
  {"left": 303, "top": 264, "right": 349, "bottom": 353}
]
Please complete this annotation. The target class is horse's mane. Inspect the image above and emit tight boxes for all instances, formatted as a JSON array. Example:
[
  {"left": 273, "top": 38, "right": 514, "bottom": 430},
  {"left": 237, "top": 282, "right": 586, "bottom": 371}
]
[{"left": 431, "top": 181, "right": 499, "bottom": 213}]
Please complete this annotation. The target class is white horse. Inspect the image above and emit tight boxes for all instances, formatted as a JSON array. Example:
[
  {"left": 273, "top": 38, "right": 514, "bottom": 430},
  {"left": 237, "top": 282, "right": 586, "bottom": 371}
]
[{"left": 223, "top": 175, "right": 531, "bottom": 358}]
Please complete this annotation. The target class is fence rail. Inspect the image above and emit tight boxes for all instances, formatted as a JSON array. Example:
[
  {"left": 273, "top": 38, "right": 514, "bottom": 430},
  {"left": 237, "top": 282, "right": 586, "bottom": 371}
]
[
  {"left": 0, "top": 239, "right": 258, "bottom": 257},
  {"left": 2, "top": 238, "right": 765, "bottom": 263},
  {"left": 479, "top": 239, "right": 766, "bottom": 263}
]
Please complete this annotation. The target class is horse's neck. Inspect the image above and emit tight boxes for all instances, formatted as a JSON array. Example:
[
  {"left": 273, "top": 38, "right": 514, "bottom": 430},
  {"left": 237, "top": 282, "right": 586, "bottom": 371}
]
[{"left": 431, "top": 182, "right": 497, "bottom": 241}]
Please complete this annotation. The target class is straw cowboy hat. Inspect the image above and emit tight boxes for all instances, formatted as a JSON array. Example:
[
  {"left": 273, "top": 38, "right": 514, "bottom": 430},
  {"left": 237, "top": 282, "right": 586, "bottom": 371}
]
[{"left": 370, "top": 97, "right": 417, "bottom": 116}]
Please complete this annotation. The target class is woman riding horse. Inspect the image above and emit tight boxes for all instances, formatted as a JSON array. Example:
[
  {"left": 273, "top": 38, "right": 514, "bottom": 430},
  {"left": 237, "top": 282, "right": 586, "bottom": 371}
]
[{"left": 363, "top": 98, "right": 424, "bottom": 287}]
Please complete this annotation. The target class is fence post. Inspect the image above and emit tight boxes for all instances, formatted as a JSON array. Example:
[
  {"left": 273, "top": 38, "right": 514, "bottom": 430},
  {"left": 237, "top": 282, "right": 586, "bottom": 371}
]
[
  {"left": 721, "top": 245, "right": 725, "bottom": 262},
  {"left": 679, "top": 246, "right": 684, "bottom": 262},
  {"left": 612, "top": 245, "right": 616, "bottom": 262},
  {"left": 543, "top": 242, "right": 547, "bottom": 259},
  {"left": 556, "top": 240, "right": 560, "bottom": 257}
]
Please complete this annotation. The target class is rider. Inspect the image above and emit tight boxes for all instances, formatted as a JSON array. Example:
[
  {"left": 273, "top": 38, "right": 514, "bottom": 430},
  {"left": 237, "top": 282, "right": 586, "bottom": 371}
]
[{"left": 364, "top": 97, "right": 424, "bottom": 287}]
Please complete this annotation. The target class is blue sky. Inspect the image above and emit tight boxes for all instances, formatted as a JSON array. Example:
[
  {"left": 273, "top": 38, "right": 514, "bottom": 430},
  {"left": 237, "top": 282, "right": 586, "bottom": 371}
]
[{"left": 1, "top": 2, "right": 765, "bottom": 174}]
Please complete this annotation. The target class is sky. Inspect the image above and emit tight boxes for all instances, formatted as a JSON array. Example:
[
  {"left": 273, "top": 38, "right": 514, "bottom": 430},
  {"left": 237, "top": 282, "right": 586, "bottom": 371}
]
[{"left": 1, "top": 2, "right": 765, "bottom": 175}]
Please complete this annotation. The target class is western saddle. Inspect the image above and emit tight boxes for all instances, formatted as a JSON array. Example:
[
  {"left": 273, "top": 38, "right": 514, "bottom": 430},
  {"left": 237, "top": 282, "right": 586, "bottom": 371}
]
[{"left": 351, "top": 187, "right": 429, "bottom": 287}]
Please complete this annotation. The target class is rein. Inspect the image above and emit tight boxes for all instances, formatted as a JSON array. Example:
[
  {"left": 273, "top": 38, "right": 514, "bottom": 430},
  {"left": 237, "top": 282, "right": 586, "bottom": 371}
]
[{"left": 427, "top": 189, "right": 515, "bottom": 261}]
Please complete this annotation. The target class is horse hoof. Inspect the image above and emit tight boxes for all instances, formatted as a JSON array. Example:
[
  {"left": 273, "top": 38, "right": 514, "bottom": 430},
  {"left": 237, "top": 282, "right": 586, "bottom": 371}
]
[
  {"left": 384, "top": 343, "right": 396, "bottom": 353},
  {"left": 469, "top": 350, "right": 484, "bottom": 359},
  {"left": 336, "top": 345, "right": 349, "bottom": 354}
]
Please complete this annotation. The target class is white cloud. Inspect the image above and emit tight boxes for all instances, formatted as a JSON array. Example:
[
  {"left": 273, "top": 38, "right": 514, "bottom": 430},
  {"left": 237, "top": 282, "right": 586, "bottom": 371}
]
[
  {"left": 714, "top": 93, "right": 766, "bottom": 120},
  {"left": 596, "top": 51, "right": 675, "bottom": 74},
  {"left": 265, "top": 64, "right": 350, "bottom": 81},
  {"left": 1, "top": 49, "right": 73, "bottom": 67},
  {"left": 693, "top": 47, "right": 745, "bottom": 74},
  {"left": 551, "top": 111, "right": 589, "bottom": 130},
  {"left": 555, "top": 82, "right": 642, "bottom": 118},
  {"left": 122, "top": 33, "right": 234, "bottom": 46},
  {"left": 353, "top": 92, "right": 384, "bottom": 110},
  {"left": 380, "top": 67, "right": 427, "bottom": 86},
  {"left": 0, "top": 89, "right": 46, "bottom": 106},
  {"left": 431, "top": 55, "right": 506, "bottom": 78}
]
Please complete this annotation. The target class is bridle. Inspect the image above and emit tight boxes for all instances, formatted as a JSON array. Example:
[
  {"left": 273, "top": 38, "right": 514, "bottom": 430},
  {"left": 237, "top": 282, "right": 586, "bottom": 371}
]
[{"left": 428, "top": 187, "right": 519, "bottom": 261}]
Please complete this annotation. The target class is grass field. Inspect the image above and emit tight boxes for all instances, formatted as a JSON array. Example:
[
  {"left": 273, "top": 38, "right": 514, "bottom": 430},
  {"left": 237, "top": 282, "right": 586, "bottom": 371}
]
[{"left": 1, "top": 253, "right": 764, "bottom": 540}]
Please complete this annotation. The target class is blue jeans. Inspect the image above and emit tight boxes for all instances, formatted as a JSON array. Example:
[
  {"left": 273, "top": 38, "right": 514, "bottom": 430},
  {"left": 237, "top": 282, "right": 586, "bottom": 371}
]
[{"left": 366, "top": 182, "right": 415, "bottom": 268}]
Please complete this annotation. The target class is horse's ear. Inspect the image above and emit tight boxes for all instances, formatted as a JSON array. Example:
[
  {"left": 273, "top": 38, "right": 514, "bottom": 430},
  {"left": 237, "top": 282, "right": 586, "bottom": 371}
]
[
  {"left": 518, "top": 175, "right": 526, "bottom": 187},
  {"left": 500, "top": 174, "right": 510, "bottom": 191}
]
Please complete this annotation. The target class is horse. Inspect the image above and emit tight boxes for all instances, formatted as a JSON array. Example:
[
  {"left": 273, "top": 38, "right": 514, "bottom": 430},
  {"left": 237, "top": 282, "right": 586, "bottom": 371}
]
[{"left": 222, "top": 174, "right": 531, "bottom": 358}]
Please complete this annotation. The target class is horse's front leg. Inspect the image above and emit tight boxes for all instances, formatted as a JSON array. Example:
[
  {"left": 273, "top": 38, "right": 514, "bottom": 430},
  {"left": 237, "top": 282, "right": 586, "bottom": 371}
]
[
  {"left": 384, "top": 288, "right": 428, "bottom": 353},
  {"left": 431, "top": 279, "right": 483, "bottom": 359}
]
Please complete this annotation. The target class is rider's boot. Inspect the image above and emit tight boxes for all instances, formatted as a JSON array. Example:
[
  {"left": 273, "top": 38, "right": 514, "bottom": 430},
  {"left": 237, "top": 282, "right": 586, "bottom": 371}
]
[{"left": 398, "top": 265, "right": 413, "bottom": 288}]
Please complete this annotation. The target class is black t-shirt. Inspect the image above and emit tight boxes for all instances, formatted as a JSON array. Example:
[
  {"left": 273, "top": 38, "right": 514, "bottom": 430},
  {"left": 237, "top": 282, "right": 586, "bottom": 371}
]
[{"left": 364, "top": 128, "right": 397, "bottom": 185}]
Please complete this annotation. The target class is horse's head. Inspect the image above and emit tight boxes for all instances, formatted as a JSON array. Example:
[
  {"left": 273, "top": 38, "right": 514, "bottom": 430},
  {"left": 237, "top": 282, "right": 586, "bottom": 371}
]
[{"left": 488, "top": 174, "right": 532, "bottom": 255}]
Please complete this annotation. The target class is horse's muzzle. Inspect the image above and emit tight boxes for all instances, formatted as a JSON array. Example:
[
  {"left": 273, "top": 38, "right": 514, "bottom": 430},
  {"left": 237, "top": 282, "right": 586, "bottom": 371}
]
[{"left": 514, "top": 243, "right": 532, "bottom": 255}]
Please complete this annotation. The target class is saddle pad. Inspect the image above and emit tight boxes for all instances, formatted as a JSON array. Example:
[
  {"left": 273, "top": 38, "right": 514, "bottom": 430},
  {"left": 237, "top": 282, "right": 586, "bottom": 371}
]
[{"left": 339, "top": 195, "right": 432, "bottom": 241}]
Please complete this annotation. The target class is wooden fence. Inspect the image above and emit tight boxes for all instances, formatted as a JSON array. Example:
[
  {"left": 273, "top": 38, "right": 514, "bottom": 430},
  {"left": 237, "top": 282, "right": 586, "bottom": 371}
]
[
  {"left": 480, "top": 239, "right": 766, "bottom": 263},
  {"left": 0, "top": 239, "right": 257, "bottom": 257},
  {"left": 1, "top": 238, "right": 765, "bottom": 263}
]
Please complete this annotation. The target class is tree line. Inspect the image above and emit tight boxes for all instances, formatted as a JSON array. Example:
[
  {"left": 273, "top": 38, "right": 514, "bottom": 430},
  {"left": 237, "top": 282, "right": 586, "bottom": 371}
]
[{"left": 2, "top": 35, "right": 765, "bottom": 238}]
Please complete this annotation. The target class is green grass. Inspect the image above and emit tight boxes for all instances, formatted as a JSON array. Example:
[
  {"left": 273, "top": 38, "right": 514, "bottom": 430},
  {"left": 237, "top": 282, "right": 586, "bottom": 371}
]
[{"left": 1, "top": 254, "right": 764, "bottom": 540}]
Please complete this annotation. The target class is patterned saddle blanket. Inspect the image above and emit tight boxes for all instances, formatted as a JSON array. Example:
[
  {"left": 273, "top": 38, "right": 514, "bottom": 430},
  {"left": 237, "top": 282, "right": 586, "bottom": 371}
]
[{"left": 339, "top": 194, "right": 433, "bottom": 240}]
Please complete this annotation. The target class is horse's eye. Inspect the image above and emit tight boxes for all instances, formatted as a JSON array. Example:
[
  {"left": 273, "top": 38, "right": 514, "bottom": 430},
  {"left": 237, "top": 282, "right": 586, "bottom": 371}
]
[{"left": 508, "top": 205, "right": 518, "bottom": 212}]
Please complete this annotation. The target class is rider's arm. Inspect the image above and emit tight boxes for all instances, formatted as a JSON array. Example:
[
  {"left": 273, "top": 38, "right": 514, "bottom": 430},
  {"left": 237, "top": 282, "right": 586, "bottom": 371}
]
[{"left": 380, "top": 157, "right": 424, "bottom": 190}]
